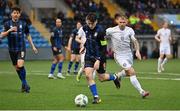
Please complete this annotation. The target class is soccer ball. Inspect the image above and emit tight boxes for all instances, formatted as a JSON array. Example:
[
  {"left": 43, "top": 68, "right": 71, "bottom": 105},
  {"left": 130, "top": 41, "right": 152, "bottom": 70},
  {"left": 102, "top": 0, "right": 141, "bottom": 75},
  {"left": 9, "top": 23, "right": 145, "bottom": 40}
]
[{"left": 74, "top": 94, "right": 88, "bottom": 107}]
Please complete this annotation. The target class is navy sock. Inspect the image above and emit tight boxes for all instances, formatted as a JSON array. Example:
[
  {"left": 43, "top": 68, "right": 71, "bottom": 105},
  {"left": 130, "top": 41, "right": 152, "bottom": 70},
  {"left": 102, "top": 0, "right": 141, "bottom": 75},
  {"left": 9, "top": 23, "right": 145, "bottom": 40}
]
[
  {"left": 74, "top": 62, "right": 79, "bottom": 72},
  {"left": 19, "top": 67, "right": 27, "bottom": 85},
  {"left": 68, "top": 61, "right": 73, "bottom": 72},
  {"left": 16, "top": 69, "right": 22, "bottom": 81},
  {"left": 89, "top": 84, "right": 98, "bottom": 97},
  {"left": 58, "top": 62, "right": 63, "bottom": 73},
  {"left": 109, "top": 74, "right": 116, "bottom": 81},
  {"left": 50, "top": 63, "right": 57, "bottom": 74}
]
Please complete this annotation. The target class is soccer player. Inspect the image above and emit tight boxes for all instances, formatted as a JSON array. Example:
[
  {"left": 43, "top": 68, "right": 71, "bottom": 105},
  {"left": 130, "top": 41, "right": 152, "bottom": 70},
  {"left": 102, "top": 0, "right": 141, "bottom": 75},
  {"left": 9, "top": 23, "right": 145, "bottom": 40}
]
[
  {"left": 66, "top": 21, "right": 82, "bottom": 75},
  {"left": 155, "top": 22, "right": 172, "bottom": 73},
  {"left": 106, "top": 14, "right": 149, "bottom": 98},
  {"left": 77, "top": 13, "right": 120, "bottom": 104},
  {"left": 0, "top": 6, "right": 38, "bottom": 93},
  {"left": 48, "top": 18, "right": 65, "bottom": 79}
]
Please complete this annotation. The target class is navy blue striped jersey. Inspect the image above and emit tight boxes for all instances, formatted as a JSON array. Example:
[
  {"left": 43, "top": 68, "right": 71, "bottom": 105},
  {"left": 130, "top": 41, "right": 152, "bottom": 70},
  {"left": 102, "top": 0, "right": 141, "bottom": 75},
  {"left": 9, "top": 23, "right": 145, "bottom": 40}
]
[
  {"left": 70, "top": 29, "right": 80, "bottom": 49},
  {"left": 3, "top": 19, "right": 29, "bottom": 51},
  {"left": 83, "top": 24, "right": 107, "bottom": 61},
  {"left": 50, "top": 27, "right": 63, "bottom": 48}
]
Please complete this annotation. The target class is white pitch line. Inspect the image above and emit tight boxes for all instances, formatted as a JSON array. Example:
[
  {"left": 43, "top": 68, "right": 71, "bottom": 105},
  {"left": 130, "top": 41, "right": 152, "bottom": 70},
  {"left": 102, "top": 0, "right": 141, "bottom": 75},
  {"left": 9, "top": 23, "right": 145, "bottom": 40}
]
[
  {"left": 138, "top": 77, "right": 180, "bottom": 81},
  {"left": 138, "top": 72, "right": 180, "bottom": 76},
  {"left": 1, "top": 71, "right": 180, "bottom": 76},
  {"left": 0, "top": 71, "right": 180, "bottom": 81}
]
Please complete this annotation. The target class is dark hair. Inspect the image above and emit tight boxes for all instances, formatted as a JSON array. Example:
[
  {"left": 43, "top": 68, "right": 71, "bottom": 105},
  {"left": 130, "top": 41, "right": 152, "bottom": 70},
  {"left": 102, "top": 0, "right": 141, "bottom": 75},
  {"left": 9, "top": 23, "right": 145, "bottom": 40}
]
[
  {"left": 11, "top": 6, "right": 21, "bottom": 13},
  {"left": 114, "top": 13, "right": 127, "bottom": 19},
  {"left": 86, "top": 13, "right": 97, "bottom": 23}
]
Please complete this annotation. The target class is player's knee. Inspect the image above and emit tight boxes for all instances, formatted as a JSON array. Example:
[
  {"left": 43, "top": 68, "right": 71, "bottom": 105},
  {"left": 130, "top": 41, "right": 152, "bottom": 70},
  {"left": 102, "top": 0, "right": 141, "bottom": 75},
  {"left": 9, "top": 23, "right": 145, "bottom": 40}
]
[
  {"left": 85, "top": 75, "right": 92, "bottom": 81},
  {"left": 98, "top": 75, "right": 105, "bottom": 82},
  {"left": 98, "top": 77, "right": 104, "bottom": 82},
  {"left": 126, "top": 68, "right": 135, "bottom": 76},
  {"left": 17, "top": 63, "right": 24, "bottom": 68}
]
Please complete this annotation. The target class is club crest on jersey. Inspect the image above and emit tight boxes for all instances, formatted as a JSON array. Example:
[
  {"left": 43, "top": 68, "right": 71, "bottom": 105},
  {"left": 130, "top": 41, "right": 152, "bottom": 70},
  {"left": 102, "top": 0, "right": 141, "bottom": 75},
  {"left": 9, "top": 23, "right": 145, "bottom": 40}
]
[
  {"left": 121, "top": 36, "right": 124, "bottom": 41},
  {"left": 123, "top": 63, "right": 127, "bottom": 67},
  {"left": 94, "top": 32, "right": 98, "bottom": 37}
]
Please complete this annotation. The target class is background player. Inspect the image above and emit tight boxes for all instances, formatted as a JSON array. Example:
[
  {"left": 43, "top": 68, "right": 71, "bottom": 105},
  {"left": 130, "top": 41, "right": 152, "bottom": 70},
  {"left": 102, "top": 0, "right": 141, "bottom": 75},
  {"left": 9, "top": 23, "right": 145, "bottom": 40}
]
[
  {"left": 0, "top": 6, "right": 38, "bottom": 93},
  {"left": 155, "top": 22, "right": 172, "bottom": 73},
  {"left": 78, "top": 13, "right": 120, "bottom": 104},
  {"left": 66, "top": 21, "right": 82, "bottom": 75},
  {"left": 106, "top": 14, "right": 149, "bottom": 98},
  {"left": 48, "top": 18, "right": 65, "bottom": 79}
]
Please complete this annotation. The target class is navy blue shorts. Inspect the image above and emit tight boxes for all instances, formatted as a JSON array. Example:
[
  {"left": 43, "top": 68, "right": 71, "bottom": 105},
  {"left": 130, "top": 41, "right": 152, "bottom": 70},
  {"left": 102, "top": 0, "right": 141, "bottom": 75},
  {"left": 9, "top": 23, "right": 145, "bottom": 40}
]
[
  {"left": 84, "top": 58, "right": 106, "bottom": 74},
  {"left": 71, "top": 48, "right": 80, "bottom": 55},
  {"left": 52, "top": 47, "right": 62, "bottom": 56},
  {"left": 9, "top": 51, "right": 26, "bottom": 65}
]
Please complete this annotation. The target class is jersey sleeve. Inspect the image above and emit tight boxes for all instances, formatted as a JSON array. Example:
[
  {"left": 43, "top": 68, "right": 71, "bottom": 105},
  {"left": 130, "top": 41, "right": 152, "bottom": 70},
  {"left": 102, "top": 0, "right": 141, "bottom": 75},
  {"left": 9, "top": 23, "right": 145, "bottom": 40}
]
[
  {"left": 77, "top": 27, "right": 86, "bottom": 43},
  {"left": 156, "top": 29, "right": 161, "bottom": 36},
  {"left": 77, "top": 27, "right": 85, "bottom": 38},
  {"left": 3, "top": 22, "right": 9, "bottom": 32},
  {"left": 50, "top": 29, "right": 56, "bottom": 47},
  {"left": 129, "top": 28, "right": 137, "bottom": 41},
  {"left": 25, "top": 22, "right": 30, "bottom": 36},
  {"left": 105, "top": 28, "right": 112, "bottom": 38}
]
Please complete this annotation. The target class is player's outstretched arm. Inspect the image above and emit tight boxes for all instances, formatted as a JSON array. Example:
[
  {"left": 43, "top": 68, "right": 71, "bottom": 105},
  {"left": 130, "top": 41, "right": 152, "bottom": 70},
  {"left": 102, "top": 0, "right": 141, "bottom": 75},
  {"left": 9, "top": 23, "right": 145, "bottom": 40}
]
[
  {"left": 67, "top": 36, "right": 73, "bottom": 51},
  {"left": 1, "top": 27, "right": 17, "bottom": 38},
  {"left": 27, "top": 35, "right": 38, "bottom": 54},
  {"left": 133, "top": 39, "right": 141, "bottom": 60},
  {"left": 155, "top": 33, "right": 161, "bottom": 42}
]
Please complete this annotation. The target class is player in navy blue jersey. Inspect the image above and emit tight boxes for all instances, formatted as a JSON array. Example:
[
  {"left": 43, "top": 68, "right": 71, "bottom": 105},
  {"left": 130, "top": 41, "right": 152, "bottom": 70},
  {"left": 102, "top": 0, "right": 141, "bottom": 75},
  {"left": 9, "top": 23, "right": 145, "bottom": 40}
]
[
  {"left": 76, "top": 13, "right": 120, "bottom": 104},
  {"left": 66, "top": 21, "right": 82, "bottom": 75},
  {"left": 48, "top": 18, "right": 65, "bottom": 79},
  {"left": 0, "top": 6, "right": 38, "bottom": 93}
]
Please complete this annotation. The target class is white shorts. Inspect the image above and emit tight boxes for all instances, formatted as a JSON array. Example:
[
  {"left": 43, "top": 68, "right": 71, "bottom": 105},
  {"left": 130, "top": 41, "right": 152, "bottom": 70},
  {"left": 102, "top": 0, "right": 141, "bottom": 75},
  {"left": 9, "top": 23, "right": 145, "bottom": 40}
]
[
  {"left": 159, "top": 46, "right": 171, "bottom": 55},
  {"left": 114, "top": 53, "right": 133, "bottom": 70}
]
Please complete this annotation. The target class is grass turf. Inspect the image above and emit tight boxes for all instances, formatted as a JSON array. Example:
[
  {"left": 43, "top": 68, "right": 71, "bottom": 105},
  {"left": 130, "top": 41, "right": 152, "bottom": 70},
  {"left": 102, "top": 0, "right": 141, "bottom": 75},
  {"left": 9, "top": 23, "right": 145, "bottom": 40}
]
[{"left": 0, "top": 59, "right": 180, "bottom": 110}]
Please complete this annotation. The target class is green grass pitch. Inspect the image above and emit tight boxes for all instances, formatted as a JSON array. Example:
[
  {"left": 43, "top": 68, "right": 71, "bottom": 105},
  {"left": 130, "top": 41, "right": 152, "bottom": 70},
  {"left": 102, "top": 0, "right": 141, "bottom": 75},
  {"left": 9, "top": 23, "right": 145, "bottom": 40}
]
[{"left": 0, "top": 59, "right": 180, "bottom": 110}]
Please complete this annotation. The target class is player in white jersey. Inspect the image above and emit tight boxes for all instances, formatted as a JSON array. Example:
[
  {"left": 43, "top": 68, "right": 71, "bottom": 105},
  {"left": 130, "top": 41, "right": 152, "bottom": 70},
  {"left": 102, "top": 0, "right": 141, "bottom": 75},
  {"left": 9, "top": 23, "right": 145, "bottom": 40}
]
[
  {"left": 106, "top": 14, "right": 149, "bottom": 98},
  {"left": 155, "top": 22, "right": 172, "bottom": 73}
]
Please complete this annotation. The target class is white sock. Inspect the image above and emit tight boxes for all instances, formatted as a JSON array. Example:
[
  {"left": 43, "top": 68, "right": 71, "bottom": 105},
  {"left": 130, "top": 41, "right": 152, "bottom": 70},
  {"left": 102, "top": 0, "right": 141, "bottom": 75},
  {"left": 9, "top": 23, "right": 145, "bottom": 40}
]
[
  {"left": 158, "top": 58, "right": 163, "bottom": 69},
  {"left": 161, "top": 58, "right": 168, "bottom": 66},
  {"left": 116, "top": 70, "right": 126, "bottom": 78},
  {"left": 130, "top": 75, "right": 144, "bottom": 94},
  {"left": 93, "top": 70, "right": 96, "bottom": 79},
  {"left": 78, "top": 67, "right": 83, "bottom": 75}
]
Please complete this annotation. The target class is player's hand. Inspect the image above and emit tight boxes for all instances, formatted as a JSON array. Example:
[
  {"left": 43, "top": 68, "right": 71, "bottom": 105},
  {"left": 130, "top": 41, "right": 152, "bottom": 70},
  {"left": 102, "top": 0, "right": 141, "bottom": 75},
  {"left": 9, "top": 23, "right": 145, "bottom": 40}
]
[
  {"left": 53, "top": 47, "right": 57, "bottom": 51},
  {"left": 32, "top": 46, "right": 38, "bottom": 54},
  {"left": 66, "top": 46, "right": 71, "bottom": 51},
  {"left": 135, "top": 51, "right": 141, "bottom": 60},
  {"left": 79, "top": 46, "right": 85, "bottom": 54},
  {"left": 94, "top": 60, "right": 100, "bottom": 70},
  {"left": 8, "top": 26, "right": 17, "bottom": 32},
  {"left": 158, "top": 39, "right": 161, "bottom": 42}
]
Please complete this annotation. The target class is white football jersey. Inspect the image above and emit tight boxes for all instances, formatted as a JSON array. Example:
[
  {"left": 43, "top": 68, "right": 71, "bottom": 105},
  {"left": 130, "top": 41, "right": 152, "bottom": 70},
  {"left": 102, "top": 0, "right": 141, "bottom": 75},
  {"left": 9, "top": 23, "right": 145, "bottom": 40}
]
[
  {"left": 106, "top": 26, "right": 136, "bottom": 56},
  {"left": 77, "top": 27, "right": 86, "bottom": 44},
  {"left": 157, "top": 28, "right": 171, "bottom": 47}
]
